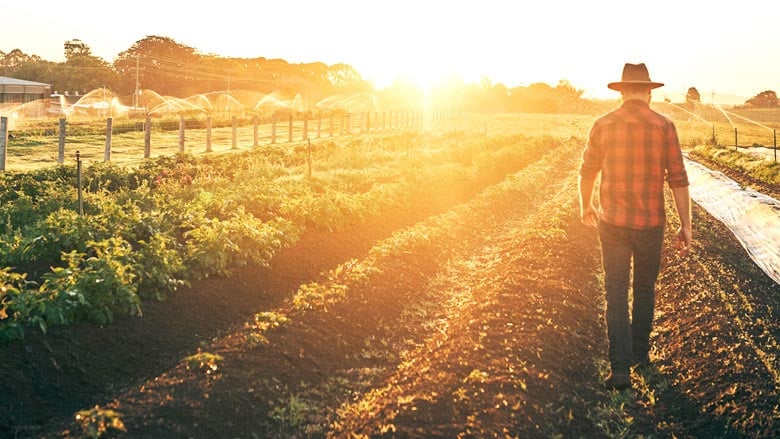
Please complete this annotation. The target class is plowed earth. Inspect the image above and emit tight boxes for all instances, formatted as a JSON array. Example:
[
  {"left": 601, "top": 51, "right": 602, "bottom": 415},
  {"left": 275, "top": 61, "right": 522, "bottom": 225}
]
[{"left": 2, "top": 139, "right": 779, "bottom": 438}]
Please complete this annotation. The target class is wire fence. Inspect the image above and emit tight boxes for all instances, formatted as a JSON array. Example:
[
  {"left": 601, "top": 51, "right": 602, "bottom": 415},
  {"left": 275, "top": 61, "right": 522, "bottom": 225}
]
[{"left": 0, "top": 109, "right": 457, "bottom": 171}]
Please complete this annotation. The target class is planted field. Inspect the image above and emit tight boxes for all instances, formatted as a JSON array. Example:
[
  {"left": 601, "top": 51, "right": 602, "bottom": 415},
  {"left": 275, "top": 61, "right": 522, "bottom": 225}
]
[{"left": 1, "top": 114, "right": 779, "bottom": 438}]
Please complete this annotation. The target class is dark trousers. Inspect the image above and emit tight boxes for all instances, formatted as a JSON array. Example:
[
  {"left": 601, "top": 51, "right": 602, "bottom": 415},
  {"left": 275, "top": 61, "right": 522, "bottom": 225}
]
[{"left": 598, "top": 221, "right": 664, "bottom": 372}]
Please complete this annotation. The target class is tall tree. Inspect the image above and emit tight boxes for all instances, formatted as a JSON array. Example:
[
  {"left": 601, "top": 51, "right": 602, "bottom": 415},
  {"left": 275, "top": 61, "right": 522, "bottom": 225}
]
[
  {"left": 0, "top": 49, "right": 40, "bottom": 75},
  {"left": 745, "top": 90, "right": 778, "bottom": 108},
  {"left": 64, "top": 39, "right": 92, "bottom": 60},
  {"left": 114, "top": 36, "right": 202, "bottom": 96},
  {"left": 326, "top": 63, "right": 372, "bottom": 94},
  {"left": 58, "top": 55, "right": 120, "bottom": 95},
  {"left": 685, "top": 87, "right": 701, "bottom": 104}
]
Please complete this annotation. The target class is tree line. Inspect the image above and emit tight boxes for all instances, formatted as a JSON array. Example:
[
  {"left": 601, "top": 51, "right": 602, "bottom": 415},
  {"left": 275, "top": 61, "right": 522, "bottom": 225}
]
[
  {"left": 2, "top": 35, "right": 602, "bottom": 114},
  {"left": 685, "top": 86, "right": 778, "bottom": 109}
]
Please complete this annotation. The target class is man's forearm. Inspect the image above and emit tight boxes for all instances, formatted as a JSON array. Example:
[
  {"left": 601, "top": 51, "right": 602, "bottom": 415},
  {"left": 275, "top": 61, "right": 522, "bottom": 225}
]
[
  {"left": 671, "top": 185, "right": 691, "bottom": 228},
  {"left": 579, "top": 175, "right": 596, "bottom": 209}
]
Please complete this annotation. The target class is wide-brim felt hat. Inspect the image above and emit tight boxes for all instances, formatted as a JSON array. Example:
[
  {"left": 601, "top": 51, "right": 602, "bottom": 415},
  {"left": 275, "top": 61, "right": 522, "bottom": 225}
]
[{"left": 608, "top": 63, "right": 664, "bottom": 90}]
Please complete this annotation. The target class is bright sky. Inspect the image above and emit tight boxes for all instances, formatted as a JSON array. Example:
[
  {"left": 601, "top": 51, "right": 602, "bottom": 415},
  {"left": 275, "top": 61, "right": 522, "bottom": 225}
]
[{"left": 2, "top": 0, "right": 778, "bottom": 103}]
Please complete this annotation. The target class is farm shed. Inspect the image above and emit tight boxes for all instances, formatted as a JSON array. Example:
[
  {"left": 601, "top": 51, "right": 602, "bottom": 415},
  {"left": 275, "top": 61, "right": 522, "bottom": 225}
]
[{"left": 0, "top": 76, "right": 51, "bottom": 117}]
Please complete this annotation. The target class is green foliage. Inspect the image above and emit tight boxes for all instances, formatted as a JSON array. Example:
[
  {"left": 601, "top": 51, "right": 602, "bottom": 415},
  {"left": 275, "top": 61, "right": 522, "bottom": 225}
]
[
  {"left": 183, "top": 351, "right": 224, "bottom": 375},
  {"left": 23, "top": 208, "right": 95, "bottom": 265},
  {"left": 269, "top": 394, "right": 310, "bottom": 428},
  {"left": 184, "top": 210, "right": 298, "bottom": 279},
  {"left": 0, "top": 131, "right": 553, "bottom": 341},
  {"left": 134, "top": 233, "right": 187, "bottom": 300},
  {"left": 0, "top": 268, "right": 46, "bottom": 341},
  {"left": 254, "top": 311, "right": 290, "bottom": 332},
  {"left": 40, "top": 237, "right": 140, "bottom": 325},
  {"left": 74, "top": 406, "right": 127, "bottom": 439}
]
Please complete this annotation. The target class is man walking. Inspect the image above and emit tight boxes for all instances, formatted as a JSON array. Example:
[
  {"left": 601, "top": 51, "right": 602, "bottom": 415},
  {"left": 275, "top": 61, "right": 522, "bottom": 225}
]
[{"left": 578, "top": 63, "right": 692, "bottom": 390}]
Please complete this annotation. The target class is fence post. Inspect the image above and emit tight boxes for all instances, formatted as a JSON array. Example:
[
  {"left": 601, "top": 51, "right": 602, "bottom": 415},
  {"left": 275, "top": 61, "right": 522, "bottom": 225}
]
[
  {"left": 271, "top": 118, "right": 277, "bottom": 144},
  {"left": 104, "top": 117, "right": 113, "bottom": 162},
  {"left": 253, "top": 116, "right": 259, "bottom": 147},
  {"left": 288, "top": 113, "right": 293, "bottom": 142},
  {"left": 302, "top": 113, "right": 308, "bottom": 141},
  {"left": 206, "top": 116, "right": 212, "bottom": 152},
  {"left": 76, "top": 150, "right": 83, "bottom": 215},
  {"left": 317, "top": 112, "right": 322, "bottom": 139},
  {"left": 179, "top": 116, "right": 185, "bottom": 153},
  {"left": 0, "top": 116, "right": 7, "bottom": 171},
  {"left": 307, "top": 137, "right": 312, "bottom": 178},
  {"left": 232, "top": 115, "right": 238, "bottom": 149},
  {"left": 58, "top": 118, "right": 66, "bottom": 164},
  {"left": 144, "top": 116, "right": 151, "bottom": 158},
  {"left": 774, "top": 129, "right": 777, "bottom": 163},
  {"left": 734, "top": 127, "right": 738, "bottom": 151}
]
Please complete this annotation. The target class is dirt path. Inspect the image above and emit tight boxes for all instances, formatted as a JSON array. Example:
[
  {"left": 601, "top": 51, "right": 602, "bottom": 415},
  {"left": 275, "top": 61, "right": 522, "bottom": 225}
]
[{"left": 327, "top": 158, "right": 606, "bottom": 438}]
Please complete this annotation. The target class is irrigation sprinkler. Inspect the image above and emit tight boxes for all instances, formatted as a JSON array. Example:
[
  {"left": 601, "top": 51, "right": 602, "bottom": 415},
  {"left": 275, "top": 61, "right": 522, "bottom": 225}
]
[
  {"left": 775, "top": 129, "right": 777, "bottom": 163},
  {"left": 735, "top": 128, "right": 738, "bottom": 151}
]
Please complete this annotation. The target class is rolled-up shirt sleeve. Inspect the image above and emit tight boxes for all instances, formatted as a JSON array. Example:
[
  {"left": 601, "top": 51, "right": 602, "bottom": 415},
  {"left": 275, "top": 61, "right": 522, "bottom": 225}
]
[
  {"left": 579, "top": 126, "right": 602, "bottom": 180},
  {"left": 664, "top": 123, "right": 689, "bottom": 188}
]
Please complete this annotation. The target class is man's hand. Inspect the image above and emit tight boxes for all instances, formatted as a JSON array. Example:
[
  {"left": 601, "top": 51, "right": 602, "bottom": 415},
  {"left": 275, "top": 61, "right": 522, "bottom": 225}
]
[
  {"left": 675, "top": 226, "right": 692, "bottom": 257},
  {"left": 580, "top": 205, "right": 599, "bottom": 228},
  {"left": 578, "top": 175, "right": 598, "bottom": 228}
]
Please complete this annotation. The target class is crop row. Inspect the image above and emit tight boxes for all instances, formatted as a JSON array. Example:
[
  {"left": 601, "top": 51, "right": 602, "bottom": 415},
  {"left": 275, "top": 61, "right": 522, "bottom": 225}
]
[
  {"left": 0, "top": 132, "right": 556, "bottom": 341},
  {"left": 54, "top": 136, "right": 579, "bottom": 437}
]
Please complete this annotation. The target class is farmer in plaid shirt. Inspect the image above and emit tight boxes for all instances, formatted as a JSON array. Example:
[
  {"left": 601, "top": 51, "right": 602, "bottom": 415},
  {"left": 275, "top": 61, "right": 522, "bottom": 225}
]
[{"left": 578, "top": 63, "right": 692, "bottom": 391}]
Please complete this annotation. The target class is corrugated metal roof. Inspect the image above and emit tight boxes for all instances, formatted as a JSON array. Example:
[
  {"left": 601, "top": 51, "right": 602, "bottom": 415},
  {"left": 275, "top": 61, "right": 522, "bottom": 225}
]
[{"left": 0, "top": 76, "right": 51, "bottom": 86}]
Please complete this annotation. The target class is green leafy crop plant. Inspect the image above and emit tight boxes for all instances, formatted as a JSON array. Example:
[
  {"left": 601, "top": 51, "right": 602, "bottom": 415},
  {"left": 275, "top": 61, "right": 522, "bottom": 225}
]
[{"left": 0, "top": 132, "right": 554, "bottom": 341}]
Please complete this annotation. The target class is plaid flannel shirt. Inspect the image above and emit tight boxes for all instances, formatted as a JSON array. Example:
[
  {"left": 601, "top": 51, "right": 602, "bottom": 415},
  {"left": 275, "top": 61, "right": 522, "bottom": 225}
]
[{"left": 579, "top": 99, "right": 689, "bottom": 229}]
